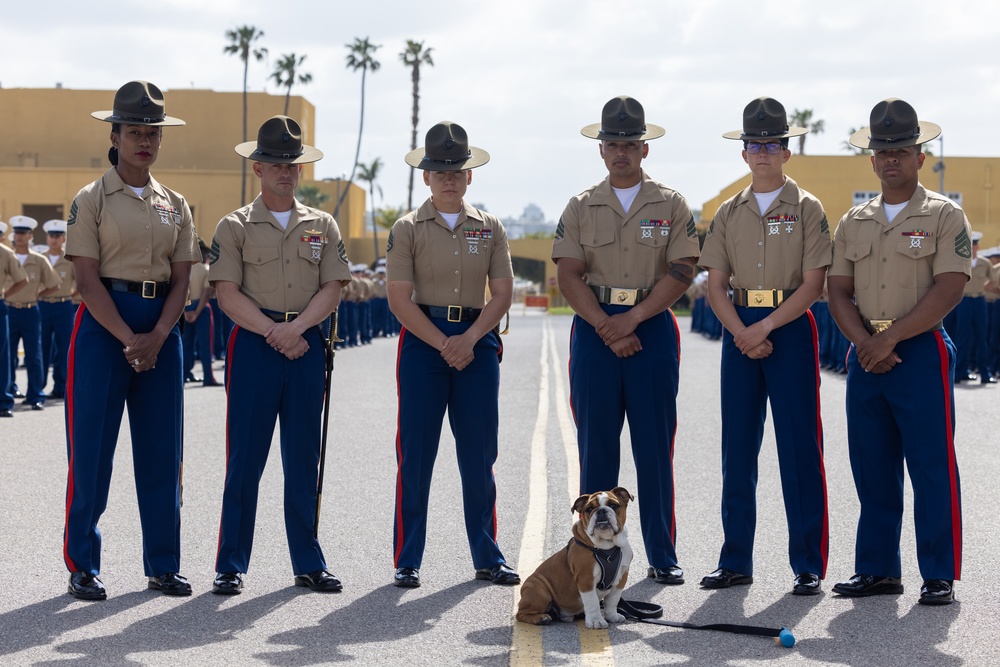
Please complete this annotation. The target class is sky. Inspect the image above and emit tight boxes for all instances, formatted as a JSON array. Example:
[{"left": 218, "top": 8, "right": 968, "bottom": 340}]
[{"left": 4, "top": 0, "right": 1000, "bottom": 223}]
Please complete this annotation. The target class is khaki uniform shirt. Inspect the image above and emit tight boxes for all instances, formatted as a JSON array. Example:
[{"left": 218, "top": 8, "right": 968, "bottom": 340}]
[
  {"left": 551, "top": 172, "right": 700, "bottom": 288},
  {"left": 0, "top": 246, "right": 27, "bottom": 298},
  {"left": 209, "top": 195, "right": 352, "bottom": 313},
  {"left": 66, "top": 167, "right": 199, "bottom": 282},
  {"left": 7, "top": 249, "right": 60, "bottom": 305},
  {"left": 829, "top": 184, "right": 972, "bottom": 323},
  {"left": 988, "top": 263, "right": 1000, "bottom": 303},
  {"left": 700, "top": 177, "right": 832, "bottom": 289},
  {"left": 963, "top": 257, "right": 992, "bottom": 297},
  {"left": 189, "top": 262, "right": 210, "bottom": 303},
  {"left": 353, "top": 276, "right": 373, "bottom": 303},
  {"left": 46, "top": 251, "right": 76, "bottom": 299},
  {"left": 371, "top": 277, "right": 388, "bottom": 299},
  {"left": 386, "top": 199, "right": 513, "bottom": 308}
]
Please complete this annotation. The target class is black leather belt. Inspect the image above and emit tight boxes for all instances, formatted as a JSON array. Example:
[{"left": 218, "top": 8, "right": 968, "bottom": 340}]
[
  {"left": 262, "top": 309, "right": 299, "bottom": 322},
  {"left": 731, "top": 288, "right": 795, "bottom": 308},
  {"left": 101, "top": 278, "right": 169, "bottom": 299},
  {"left": 591, "top": 285, "right": 650, "bottom": 306},
  {"left": 418, "top": 304, "right": 481, "bottom": 322}
]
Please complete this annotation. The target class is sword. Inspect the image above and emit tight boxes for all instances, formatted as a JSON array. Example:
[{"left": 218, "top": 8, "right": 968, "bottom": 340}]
[{"left": 314, "top": 308, "right": 342, "bottom": 538}]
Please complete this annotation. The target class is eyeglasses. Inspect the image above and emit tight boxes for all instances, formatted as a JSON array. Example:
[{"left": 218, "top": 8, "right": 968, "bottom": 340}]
[{"left": 746, "top": 142, "right": 783, "bottom": 155}]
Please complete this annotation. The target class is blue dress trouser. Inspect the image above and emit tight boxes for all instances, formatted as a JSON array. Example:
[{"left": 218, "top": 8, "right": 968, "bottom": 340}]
[
  {"left": 181, "top": 303, "right": 215, "bottom": 381},
  {"left": 40, "top": 300, "right": 75, "bottom": 394},
  {"left": 845, "top": 329, "right": 962, "bottom": 580},
  {"left": 955, "top": 295, "right": 989, "bottom": 379},
  {"left": 63, "top": 294, "right": 183, "bottom": 576},
  {"left": 393, "top": 320, "right": 505, "bottom": 570},
  {"left": 569, "top": 304, "right": 680, "bottom": 569},
  {"left": 717, "top": 307, "right": 828, "bottom": 577},
  {"left": 989, "top": 300, "right": 1000, "bottom": 376},
  {"left": 215, "top": 325, "right": 327, "bottom": 575},
  {"left": 8, "top": 305, "right": 45, "bottom": 404},
  {"left": 0, "top": 301, "right": 12, "bottom": 411}
]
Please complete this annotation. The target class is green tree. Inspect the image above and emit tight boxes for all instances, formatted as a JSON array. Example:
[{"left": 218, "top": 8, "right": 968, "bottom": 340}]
[
  {"left": 224, "top": 25, "right": 268, "bottom": 206},
  {"left": 296, "top": 185, "right": 330, "bottom": 208},
  {"left": 357, "top": 157, "right": 384, "bottom": 261},
  {"left": 333, "top": 37, "right": 382, "bottom": 220},
  {"left": 399, "top": 40, "right": 434, "bottom": 210},
  {"left": 375, "top": 205, "right": 407, "bottom": 231},
  {"left": 790, "top": 108, "right": 825, "bottom": 155},
  {"left": 270, "top": 53, "right": 312, "bottom": 115}
]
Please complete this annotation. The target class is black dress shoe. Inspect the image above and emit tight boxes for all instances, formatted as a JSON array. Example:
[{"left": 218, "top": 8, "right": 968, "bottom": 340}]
[
  {"left": 203, "top": 379, "right": 222, "bottom": 387},
  {"left": 13, "top": 390, "right": 24, "bottom": 399},
  {"left": 68, "top": 572, "right": 107, "bottom": 601},
  {"left": 700, "top": 568, "right": 753, "bottom": 589},
  {"left": 956, "top": 373, "right": 978, "bottom": 383},
  {"left": 648, "top": 566, "right": 685, "bottom": 585},
  {"left": 0, "top": 409, "right": 12, "bottom": 418},
  {"left": 792, "top": 572, "right": 822, "bottom": 595},
  {"left": 212, "top": 572, "right": 244, "bottom": 595},
  {"left": 393, "top": 567, "right": 421, "bottom": 588},
  {"left": 48, "top": 389, "right": 65, "bottom": 399},
  {"left": 148, "top": 572, "right": 192, "bottom": 596},
  {"left": 294, "top": 569, "right": 343, "bottom": 592},
  {"left": 475, "top": 563, "right": 520, "bottom": 585},
  {"left": 982, "top": 376, "right": 998, "bottom": 385},
  {"left": 919, "top": 579, "right": 955, "bottom": 605},
  {"left": 831, "top": 573, "right": 903, "bottom": 597},
  {"left": 184, "top": 374, "right": 201, "bottom": 383},
  {"left": 25, "top": 401, "right": 44, "bottom": 411}
]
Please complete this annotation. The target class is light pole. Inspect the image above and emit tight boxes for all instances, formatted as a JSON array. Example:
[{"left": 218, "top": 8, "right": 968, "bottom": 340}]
[{"left": 931, "top": 135, "right": 945, "bottom": 195}]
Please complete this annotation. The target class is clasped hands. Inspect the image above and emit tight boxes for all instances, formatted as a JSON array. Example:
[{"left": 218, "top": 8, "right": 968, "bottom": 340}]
[
  {"left": 595, "top": 312, "right": 642, "bottom": 358},
  {"left": 265, "top": 321, "right": 309, "bottom": 360}
]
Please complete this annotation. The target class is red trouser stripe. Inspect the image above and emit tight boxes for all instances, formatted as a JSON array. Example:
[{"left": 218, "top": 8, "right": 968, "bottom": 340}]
[
  {"left": 935, "top": 330, "right": 963, "bottom": 579},
  {"left": 806, "top": 309, "right": 830, "bottom": 577},
  {"left": 62, "top": 303, "right": 88, "bottom": 573}
]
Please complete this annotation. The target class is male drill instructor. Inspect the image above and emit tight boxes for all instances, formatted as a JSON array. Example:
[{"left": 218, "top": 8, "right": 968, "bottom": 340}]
[
  {"left": 828, "top": 99, "right": 967, "bottom": 605},
  {"left": 552, "top": 96, "right": 699, "bottom": 585},
  {"left": 209, "top": 116, "right": 352, "bottom": 595}
]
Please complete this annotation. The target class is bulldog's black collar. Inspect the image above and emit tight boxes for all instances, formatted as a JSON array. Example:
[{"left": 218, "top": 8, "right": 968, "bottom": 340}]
[{"left": 573, "top": 538, "right": 623, "bottom": 591}]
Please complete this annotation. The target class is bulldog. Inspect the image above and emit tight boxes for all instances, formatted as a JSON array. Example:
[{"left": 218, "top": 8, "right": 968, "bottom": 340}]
[{"left": 516, "top": 487, "right": 634, "bottom": 629}]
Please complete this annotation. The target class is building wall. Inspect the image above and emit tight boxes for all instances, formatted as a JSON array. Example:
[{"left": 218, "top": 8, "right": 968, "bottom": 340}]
[
  {"left": 0, "top": 86, "right": 366, "bottom": 253},
  {"left": 700, "top": 155, "right": 1000, "bottom": 245}
]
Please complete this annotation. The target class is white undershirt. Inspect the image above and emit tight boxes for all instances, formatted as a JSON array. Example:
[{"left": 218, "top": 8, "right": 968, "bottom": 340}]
[
  {"left": 612, "top": 183, "right": 642, "bottom": 214},
  {"left": 270, "top": 209, "right": 292, "bottom": 230},
  {"left": 15, "top": 253, "right": 27, "bottom": 266},
  {"left": 49, "top": 254, "right": 61, "bottom": 266},
  {"left": 753, "top": 187, "right": 783, "bottom": 217},
  {"left": 439, "top": 211, "right": 461, "bottom": 230},
  {"left": 127, "top": 185, "right": 145, "bottom": 198},
  {"left": 883, "top": 201, "right": 908, "bottom": 223}
]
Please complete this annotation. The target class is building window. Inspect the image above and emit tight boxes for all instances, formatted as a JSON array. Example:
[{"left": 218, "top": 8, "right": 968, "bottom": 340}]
[
  {"left": 944, "top": 192, "right": 962, "bottom": 206},
  {"left": 853, "top": 191, "right": 881, "bottom": 207}
]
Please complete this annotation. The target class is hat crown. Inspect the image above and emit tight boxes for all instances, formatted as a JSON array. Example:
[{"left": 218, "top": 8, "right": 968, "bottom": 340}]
[
  {"left": 9, "top": 215, "right": 37, "bottom": 231},
  {"left": 423, "top": 122, "right": 472, "bottom": 165},
  {"left": 112, "top": 81, "right": 168, "bottom": 124},
  {"left": 868, "top": 98, "right": 922, "bottom": 143},
  {"left": 599, "top": 96, "right": 648, "bottom": 138},
  {"left": 741, "top": 97, "right": 790, "bottom": 138},
  {"left": 254, "top": 116, "right": 305, "bottom": 160},
  {"left": 43, "top": 219, "right": 67, "bottom": 234}
]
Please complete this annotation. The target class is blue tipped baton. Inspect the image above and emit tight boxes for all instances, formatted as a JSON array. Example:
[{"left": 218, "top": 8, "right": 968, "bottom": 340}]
[{"left": 617, "top": 600, "right": 796, "bottom": 648}]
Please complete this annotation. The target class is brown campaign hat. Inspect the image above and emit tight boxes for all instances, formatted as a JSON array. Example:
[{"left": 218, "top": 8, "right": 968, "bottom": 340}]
[
  {"left": 235, "top": 115, "right": 324, "bottom": 164},
  {"left": 849, "top": 98, "right": 941, "bottom": 150},
  {"left": 91, "top": 81, "right": 185, "bottom": 126},
  {"left": 404, "top": 121, "right": 489, "bottom": 171},
  {"left": 722, "top": 97, "right": 807, "bottom": 141},
  {"left": 581, "top": 96, "right": 665, "bottom": 141}
]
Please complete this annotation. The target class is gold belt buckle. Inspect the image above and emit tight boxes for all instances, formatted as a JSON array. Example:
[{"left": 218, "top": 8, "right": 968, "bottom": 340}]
[
  {"left": 141, "top": 280, "right": 157, "bottom": 299},
  {"left": 447, "top": 305, "right": 462, "bottom": 322},
  {"left": 869, "top": 319, "right": 894, "bottom": 334},
  {"left": 746, "top": 289, "right": 775, "bottom": 308},
  {"left": 609, "top": 287, "right": 637, "bottom": 306},
  {"left": 284, "top": 311, "right": 299, "bottom": 322}
]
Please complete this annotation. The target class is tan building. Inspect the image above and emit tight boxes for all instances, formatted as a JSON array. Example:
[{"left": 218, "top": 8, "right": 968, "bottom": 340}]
[
  {"left": 701, "top": 155, "right": 1000, "bottom": 244},
  {"left": 0, "top": 86, "right": 381, "bottom": 263}
]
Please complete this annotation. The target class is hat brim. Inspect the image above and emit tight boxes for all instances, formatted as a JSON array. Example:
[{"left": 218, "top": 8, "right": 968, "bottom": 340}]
[
  {"left": 580, "top": 123, "right": 665, "bottom": 141},
  {"left": 235, "top": 142, "right": 324, "bottom": 164},
  {"left": 849, "top": 121, "right": 941, "bottom": 150},
  {"left": 721, "top": 125, "right": 808, "bottom": 140},
  {"left": 91, "top": 111, "right": 186, "bottom": 127},
  {"left": 404, "top": 146, "right": 490, "bottom": 171}
]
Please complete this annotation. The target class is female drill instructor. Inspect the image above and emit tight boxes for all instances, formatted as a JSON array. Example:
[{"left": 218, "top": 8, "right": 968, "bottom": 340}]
[
  {"left": 63, "top": 81, "right": 198, "bottom": 600},
  {"left": 386, "top": 122, "right": 518, "bottom": 588}
]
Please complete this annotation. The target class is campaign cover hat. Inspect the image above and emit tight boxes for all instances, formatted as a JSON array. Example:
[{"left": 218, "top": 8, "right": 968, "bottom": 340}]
[
  {"left": 236, "top": 115, "right": 324, "bottom": 164},
  {"left": 404, "top": 122, "right": 489, "bottom": 171},
  {"left": 91, "top": 81, "right": 185, "bottom": 126},
  {"left": 849, "top": 98, "right": 941, "bottom": 150},
  {"left": 723, "top": 97, "right": 807, "bottom": 140},
  {"left": 581, "top": 96, "right": 665, "bottom": 141}
]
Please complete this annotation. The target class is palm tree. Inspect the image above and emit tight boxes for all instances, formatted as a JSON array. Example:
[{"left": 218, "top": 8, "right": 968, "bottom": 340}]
[
  {"left": 789, "top": 108, "right": 825, "bottom": 155},
  {"left": 295, "top": 185, "right": 330, "bottom": 209},
  {"left": 841, "top": 128, "right": 865, "bottom": 156},
  {"left": 224, "top": 25, "right": 268, "bottom": 206},
  {"left": 375, "top": 205, "right": 407, "bottom": 231},
  {"left": 270, "top": 53, "right": 312, "bottom": 115},
  {"left": 356, "top": 157, "right": 384, "bottom": 262},
  {"left": 399, "top": 40, "right": 434, "bottom": 210},
  {"left": 333, "top": 37, "right": 382, "bottom": 220}
]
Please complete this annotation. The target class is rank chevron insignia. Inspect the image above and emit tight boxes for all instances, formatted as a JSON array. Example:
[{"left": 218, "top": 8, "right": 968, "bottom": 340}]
[{"left": 955, "top": 229, "right": 972, "bottom": 259}]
